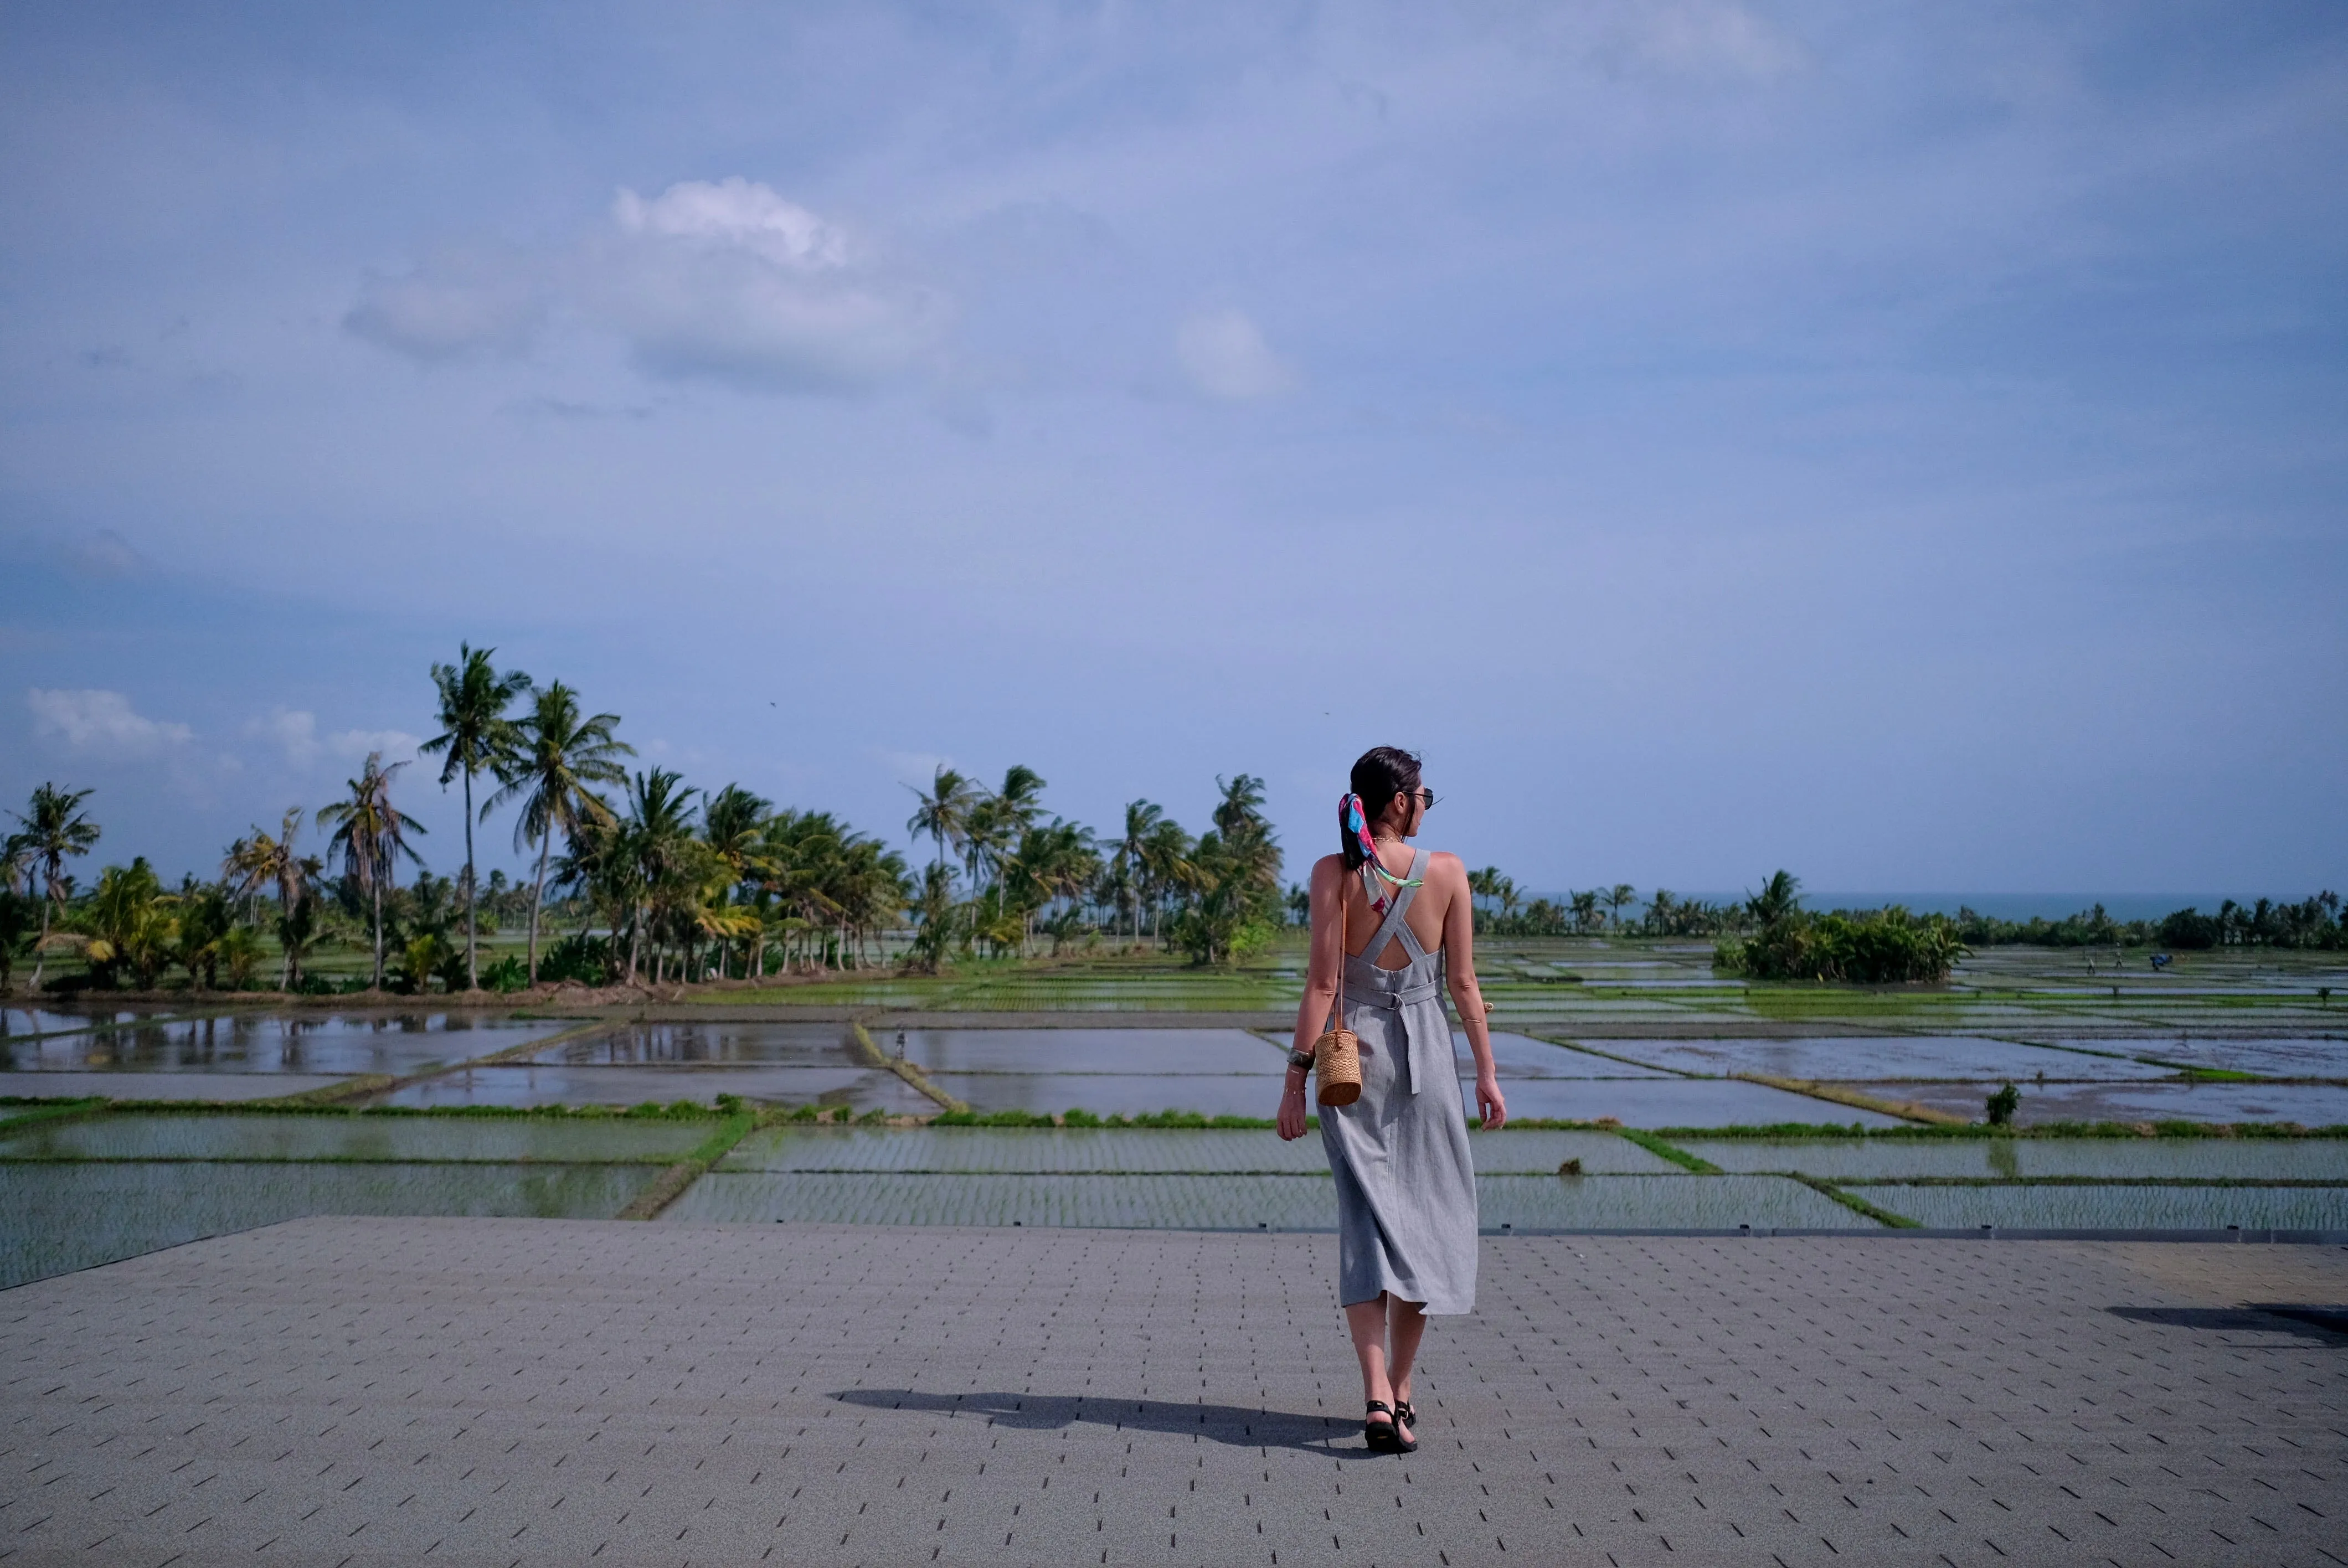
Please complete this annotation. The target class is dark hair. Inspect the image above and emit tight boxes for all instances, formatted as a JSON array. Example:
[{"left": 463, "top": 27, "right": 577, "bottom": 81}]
[{"left": 1340, "top": 746, "right": 1422, "bottom": 870}]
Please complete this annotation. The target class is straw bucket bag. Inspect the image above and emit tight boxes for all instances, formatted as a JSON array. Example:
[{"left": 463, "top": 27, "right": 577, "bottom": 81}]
[{"left": 1314, "top": 876, "right": 1363, "bottom": 1106}]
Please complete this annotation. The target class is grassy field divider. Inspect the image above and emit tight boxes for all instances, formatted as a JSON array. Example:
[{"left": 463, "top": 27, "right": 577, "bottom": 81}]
[
  {"left": 851, "top": 1020, "right": 967, "bottom": 1113},
  {"left": 309, "top": 1018, "right": 621, "bottom": 1108},
  {"left": 1733, "top": 1071, "right": 1969, "bottom": 1126},
  {"left": 617, "top": 1112, "right": 757, "bottom": 1220},
  {"left": 1791, "top": 1174, "right": 1921, "bottom": 1229},
  {"left": 1615, "top": 1128, "right": 1721, "bottom": 1173},
  {"left": 0, "top": 1098, "right": 107, "bottom": 1137}
]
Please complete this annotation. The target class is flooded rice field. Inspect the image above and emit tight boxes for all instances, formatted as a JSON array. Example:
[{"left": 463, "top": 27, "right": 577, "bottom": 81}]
[
  {"left": 1858, "top": 1183, "right": 2348, "bottom": 1232},
  {"left": 0, "top": 1112, "right": 707, "bottom": 1163},
  {"left": 893, "top": 1028, "right": 1283, "bottom": 1075},
  {"left": 662, "top": 1170, "right": 1868, "bottom": 1230},
  {"left": 0, "top": 1161, "right": 662, "bottom": 1288},
  {"left": 1848, "top": 1079, "right": 2348, "bottom": 1127},
  {"left": 1596, "top": 1035, "right": 2174, "bottom": 1081},
  {"left": 720, "top": 1126, "right": 1680, "bottom": 1174},
  {"left": 385, "top": 1062, "right": 939, "bottom": 1112},
  {"left": 0, "top": 1071, "right": 349, "bottom": 1102},
  {"left": 533, "top": 1020, "right": 858, "bottom": 1066},
  {"left": 1453, "top": 1031, "right": 1679, "bottom": 1077},
  {"left": 1494, "top": 1076, "right": 1907, "bottom": 1127},
  {"left": 2052, "top": 1036, "right": 2348, "bottom": 1077},
  {"left": 1675, "top": 1136, "right": 2348, "bottom": 1180},
  {"left": 0, "top": 1011, "right": 568, "bottom": 1076}
]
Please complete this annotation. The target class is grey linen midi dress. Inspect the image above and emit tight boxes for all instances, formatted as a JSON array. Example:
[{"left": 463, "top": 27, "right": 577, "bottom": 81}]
[{"left": 1316, "top": 847, "right": 1479, "bottom": 1313}]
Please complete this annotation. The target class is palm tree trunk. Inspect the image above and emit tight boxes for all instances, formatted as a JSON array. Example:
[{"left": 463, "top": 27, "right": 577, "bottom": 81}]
[
  {"left": 30, "top": 896, "right": 51, "bottom": 992},
  {"left": 528, "top": 831, "right": 550, "bottom": 985},
  {"left": 370, "top": 877, "right": 385, "bottom": 989},
  {"left": 461, "top": 771, "right": 478, "bottom": 991}
]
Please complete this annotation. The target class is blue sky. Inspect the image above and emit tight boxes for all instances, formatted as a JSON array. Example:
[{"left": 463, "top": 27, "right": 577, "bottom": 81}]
[{"left": 3, "top": 1, "right": 2343, "bottom": 899}]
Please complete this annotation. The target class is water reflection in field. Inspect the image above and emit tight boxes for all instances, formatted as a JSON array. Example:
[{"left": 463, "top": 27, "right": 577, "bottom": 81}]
[
  {"left": 1677, "top": 1136, "right": 2348, "bottom": 1180},
  {"left": 1858, "top": 1183, "right": 2348, "bottom": 1231},
  {"left": 1598, "top": 1036, "right": 2172, "bottom": 1082},
  {"left": 894, "top": 1029, "right": 1283, "bottom": 1076},
  {"left": 386, "top": 1062, "right": 938, "bottom": 1113},
  {"left": 534, "top": 1022, "right": 855, "bottom": 1066},
  {"left": 1, "top": 1013, "right": 567, "bottom": 1076},
  {"left": 1848, "top": 1079, "right": 2348, "bottom": 1127}
]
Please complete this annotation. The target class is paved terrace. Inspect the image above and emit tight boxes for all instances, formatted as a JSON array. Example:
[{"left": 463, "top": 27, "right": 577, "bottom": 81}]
[{"left": 2, "top": 1221, "right": 2344, "bottom": 1566}]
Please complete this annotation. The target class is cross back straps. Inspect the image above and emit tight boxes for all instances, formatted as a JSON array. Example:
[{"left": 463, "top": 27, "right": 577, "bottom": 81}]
[{"left": 1356, "top": 846, "right": 1432, "bottom": 968}]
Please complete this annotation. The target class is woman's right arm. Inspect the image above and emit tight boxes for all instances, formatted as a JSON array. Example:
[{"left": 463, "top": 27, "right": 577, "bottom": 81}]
[{"left": 1278, "top": 855, "right": 1344, "bottom": 1141}]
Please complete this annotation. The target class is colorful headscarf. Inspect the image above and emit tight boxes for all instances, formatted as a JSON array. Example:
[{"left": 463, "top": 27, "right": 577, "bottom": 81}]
[{"left": 1344, "top": 791, "right": 1423, "bottom": 914}]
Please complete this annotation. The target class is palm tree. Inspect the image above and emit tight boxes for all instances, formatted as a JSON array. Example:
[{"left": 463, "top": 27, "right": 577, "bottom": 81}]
[
  {"left": 484, "top": 683, "right": 631, "bottom": 984},
  {"left": 905, "top": 766, "right": 980, "bottom": 873},
  {"left": 618, "top": 768, "right": 699, "bottom": 983},
  {"left": 419, "top": 643, "right": 532, "bottom": 989},
  {"left": 1603, "top": 884, "right": 1638, "bottom": 929},
  {"left": 224, "top": 808, "right": 313, "bottom": 988},
  {"left": 1746, "top": 870, "right": 1802, "bottom": 926},
  {"left": 1212, "top": 773, "right": 1268, "bottom": 839},
  {"left": 7, "top": 783, "right": 100, "bottom": 993},
  {"left": 904, "top": 861, "right": 961, "bottom": 973},
  {"left": 1111, "top": 801, "right": 1165, "bottom": 945},
  {"left": 1139, "top": 818, "right": 1194, "bottom": 945},
  {"left": 319, "top": 752, "right": 428, "bottom": 989}
]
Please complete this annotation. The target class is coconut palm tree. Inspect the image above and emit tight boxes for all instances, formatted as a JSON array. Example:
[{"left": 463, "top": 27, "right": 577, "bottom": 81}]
[
  {"left": 1745, "top": 870, "right": 1802, "bottom": 926},
  {"left": 1111, "top": 801, "right": 1164, "bottom": 945},
  {"left": 319, "top": 752, "right": 428, "bottom": 989},
  {"left": 224, "top": 808, "right": 315, "bottom": 987},
  {"left": 617, "top": 768, "right": 699, "bottom": 983},
  {"left": 1603, "top": 884, "right": 1638, "bottom": 929},
  {"left": 485, "top": 683, "right": 631, "bottom": 984},
  {"left": 419, "top": 643, "right": 533, "bottom": 989},
  {"left": 1139, "top": 818, "right": 1194, "bottom": 945},
  {"left": 905, "top": 766, "right": 979, "bottom": 873},
  {"left": 7, "top": 783, "right": 100, "bottom": 993}
]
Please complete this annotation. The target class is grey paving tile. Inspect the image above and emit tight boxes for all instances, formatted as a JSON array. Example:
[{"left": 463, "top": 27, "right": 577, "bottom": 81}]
[{"left": 0, "top": 1220, "right": 2342, "bottom": 1565}]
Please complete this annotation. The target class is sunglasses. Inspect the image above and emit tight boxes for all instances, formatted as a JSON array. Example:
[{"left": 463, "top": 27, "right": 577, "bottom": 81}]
[{"left": 1408, "top": 788, "right": 1438, "bottom": 810}]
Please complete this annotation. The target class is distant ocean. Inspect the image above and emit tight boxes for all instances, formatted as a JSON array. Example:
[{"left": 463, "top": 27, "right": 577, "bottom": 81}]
[{"left": 1528, "top": 893, "right": 2248, "bottom": 923}]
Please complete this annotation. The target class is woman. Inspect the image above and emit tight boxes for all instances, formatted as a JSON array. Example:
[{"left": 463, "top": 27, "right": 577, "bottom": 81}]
[{"left": 1278, "top": 745, "right": 1505, "bottom": 1454}]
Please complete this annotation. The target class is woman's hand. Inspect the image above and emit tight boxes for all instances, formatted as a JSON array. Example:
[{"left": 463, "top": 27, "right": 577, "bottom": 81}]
[
  {"left": 1475, "top": 1074, "right": 1506, "bottom": 1131},
  {"left": 1277, "top": 1076, "right": 1311, "bottom": 1141}
]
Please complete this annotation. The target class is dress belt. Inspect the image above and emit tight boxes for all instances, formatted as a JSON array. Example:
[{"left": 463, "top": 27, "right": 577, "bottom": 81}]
[
  {"left": 1344, "top": 974, "right": 1444, "bottom": 1095},
  {"left": 1350, "top": 979, "right": 1441, "bottom": 1010}
]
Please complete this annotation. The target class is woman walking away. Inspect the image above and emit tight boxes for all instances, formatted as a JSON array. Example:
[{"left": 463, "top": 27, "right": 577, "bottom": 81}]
[{"left": 1278, "top": 746, "right": 1505, "bottom": 1454}]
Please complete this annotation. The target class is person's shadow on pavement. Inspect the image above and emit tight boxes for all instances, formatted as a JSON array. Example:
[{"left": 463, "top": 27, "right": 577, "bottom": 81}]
[{"left": 831, "top": 1389, "right": 1351, "bottom": 1452}]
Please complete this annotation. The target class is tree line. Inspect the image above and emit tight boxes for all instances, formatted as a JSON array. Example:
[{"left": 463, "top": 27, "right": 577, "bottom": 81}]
[{"left": 0, "top": 646, "right": 1289, "bottom": 995}]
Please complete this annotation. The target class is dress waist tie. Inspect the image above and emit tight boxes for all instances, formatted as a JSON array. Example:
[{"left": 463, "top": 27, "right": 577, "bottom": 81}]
[{"left": 1346, "top": 972, "right": 1443, "bottom": 1094}]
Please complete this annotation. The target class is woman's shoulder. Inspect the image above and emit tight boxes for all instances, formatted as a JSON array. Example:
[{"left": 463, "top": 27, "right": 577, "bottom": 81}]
[{"left": 1418, "top": 849, "right": 1468, "bottom": 884}]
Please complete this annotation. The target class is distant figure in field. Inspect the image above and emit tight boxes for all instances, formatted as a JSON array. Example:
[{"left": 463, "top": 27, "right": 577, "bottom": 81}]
[{"left": 1279, "top": 746, "right": 1504, "bottom": 1454}]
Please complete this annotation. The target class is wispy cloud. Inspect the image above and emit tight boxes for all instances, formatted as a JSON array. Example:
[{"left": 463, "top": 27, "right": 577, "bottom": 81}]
[
  {"left": 1174, "top": 308, "right": 1294, "bottom": 400},
  {"left": 27, "top": 688, "right": 192, "bottom": 756}
]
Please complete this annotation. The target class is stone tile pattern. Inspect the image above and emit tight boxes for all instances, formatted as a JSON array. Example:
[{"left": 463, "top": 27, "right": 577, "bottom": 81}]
[{"left": 0, "top": 1218, "right": 2341, "bottom": 1566}]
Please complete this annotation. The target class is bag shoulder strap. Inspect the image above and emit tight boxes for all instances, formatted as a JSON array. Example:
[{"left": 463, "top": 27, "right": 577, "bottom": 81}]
[{"left": 1325, "top": 865, "right": 1348, "bottom": 1035}]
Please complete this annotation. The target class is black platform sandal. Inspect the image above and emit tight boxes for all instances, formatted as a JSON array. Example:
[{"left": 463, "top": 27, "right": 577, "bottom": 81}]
[
  {"left": 1364, "top": 1400, "right": 1401, "bottom": 1452},
  {"left": 1391, "top": 1399, "right": 1419, "bottom": 1453}
]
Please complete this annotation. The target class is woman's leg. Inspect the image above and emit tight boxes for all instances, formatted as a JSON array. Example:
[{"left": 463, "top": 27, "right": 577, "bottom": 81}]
[
  {"left": 1345, "top": 1297, "right": 1396, "bottom": 1414},
  {"left": 1387, "top": 1296, "right": 1429, "bottom": 1407}
]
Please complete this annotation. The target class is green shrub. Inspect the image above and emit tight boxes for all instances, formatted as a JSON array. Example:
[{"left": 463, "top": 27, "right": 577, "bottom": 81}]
[
  {"left": 1062, "top": 1108, "right": 1102, "bottom": 1128},
  {"left": 1716, "top": 906, "right": 1966, "bottom": 984},
  {"left": 480, "top": 955, "right": 528, "bottom": 993},
  {"left": 1985, "top": 1082, "right": 2021, "bottom": 1126},
  {"left": 788, "top": 1102, "right": 821, "bottom": 1122}
]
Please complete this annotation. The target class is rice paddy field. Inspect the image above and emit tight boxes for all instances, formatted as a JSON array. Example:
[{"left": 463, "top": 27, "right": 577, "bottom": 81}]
[{"left": 2, "top": 937, "right": 2341, "bottom": 1289}]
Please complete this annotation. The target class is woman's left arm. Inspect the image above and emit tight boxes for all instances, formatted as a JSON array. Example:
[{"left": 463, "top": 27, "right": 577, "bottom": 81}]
[{"left": 1439, "top": 855, "right": 1506, "bottom": 1130}]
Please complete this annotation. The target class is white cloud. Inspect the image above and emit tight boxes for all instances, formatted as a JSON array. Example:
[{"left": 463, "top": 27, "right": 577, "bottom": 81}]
[
  {"left": 1174, "top": 308, "right": 1295, "bottom": 400},
  {"left": 614, "top": 177, "right": 851, "bottom": 270},
  {"left": 343, "top": 252, "right": 543, "bottom": 362},
  {"left": 329, "top": 727, "right": 422, "bottom": 764},
  {"left": 597, "top": 179, "right": 947, "bottom": 392},
  {"left": 27, "top": 688, "right": 193, "bottom": 756},
  {"left": 243, "top": 706, "right": 321, "bottom": 765}
]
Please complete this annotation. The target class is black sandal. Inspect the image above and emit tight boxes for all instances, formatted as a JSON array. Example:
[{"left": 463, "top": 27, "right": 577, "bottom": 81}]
[
  {"left": 1391, "top": 1399, "right": 1419, "bottom": 1453},
  {"left": 1364, "top": 1400, "right": 1401, "bottom": 1452}
]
